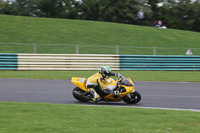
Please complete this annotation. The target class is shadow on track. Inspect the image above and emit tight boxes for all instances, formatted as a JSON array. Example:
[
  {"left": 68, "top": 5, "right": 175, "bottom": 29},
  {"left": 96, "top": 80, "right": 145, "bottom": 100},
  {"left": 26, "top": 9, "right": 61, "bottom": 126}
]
[{"left": 72, "top": 101, "right": 142, "bottom": 107}]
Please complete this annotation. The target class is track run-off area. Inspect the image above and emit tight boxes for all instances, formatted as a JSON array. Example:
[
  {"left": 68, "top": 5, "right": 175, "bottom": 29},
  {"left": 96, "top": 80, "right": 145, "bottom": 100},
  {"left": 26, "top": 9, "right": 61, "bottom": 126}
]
[{"left": 0, "top": 79, "right": 200, "bottom": 112}]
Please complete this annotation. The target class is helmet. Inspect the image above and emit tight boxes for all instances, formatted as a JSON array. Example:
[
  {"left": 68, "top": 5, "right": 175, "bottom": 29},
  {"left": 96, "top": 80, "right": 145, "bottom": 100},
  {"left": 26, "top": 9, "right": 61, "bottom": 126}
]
[{"left": 100, "top": 66, "right": 111, "bottom": 78}]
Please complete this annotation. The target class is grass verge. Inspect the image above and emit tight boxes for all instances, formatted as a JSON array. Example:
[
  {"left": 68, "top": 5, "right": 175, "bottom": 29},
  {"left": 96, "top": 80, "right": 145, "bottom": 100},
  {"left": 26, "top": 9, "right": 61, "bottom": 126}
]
[
  {"left": 1, "top": 15, "right": 200, "bottom": 55},
  {"left": 0, "top": 102, "right": 199, "bottom": 133},
  {"left": 0, "top": 70, "right": 200, "bottom": 82}
]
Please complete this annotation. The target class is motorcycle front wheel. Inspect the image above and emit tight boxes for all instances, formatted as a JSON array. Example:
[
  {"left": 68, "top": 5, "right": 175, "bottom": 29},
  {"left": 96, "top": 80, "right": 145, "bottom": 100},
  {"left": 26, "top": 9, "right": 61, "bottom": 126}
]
[
  {"left": 122, "top": 91, "right": 141, "bottom": 104},
  {"left": 72, "top": 87, "right": 91, "bottom": 102}
]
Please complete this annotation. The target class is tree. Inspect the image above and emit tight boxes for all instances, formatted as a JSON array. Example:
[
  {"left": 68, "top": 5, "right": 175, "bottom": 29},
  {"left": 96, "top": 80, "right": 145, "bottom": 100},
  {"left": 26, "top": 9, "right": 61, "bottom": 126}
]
[
  {"left": 190, "top": 0, "right": 200, "bottom": 31},
  {"left": 100, "top": 0, "right": 140, "bottom": 24},
  {"left": 79, "top": 0, "right": 152, "bottom": 25},
  {"left": 156, "top": 0, "right": 200, "bottom": 32},
  {"left": 147, "top": 0, "right": 162, "bottom": 20},
  {"left": 175, "top": 0, "right": 194, "bottom": 30},
  {"left": 80, "top": 0, "right": 101, "bottom": 20},
  {"left": 37, "top": 0, "right": 80, "bottom": 18},
  {"left": 0, "top": 0, "right": 15, "bottom": 15},
  {"left": 11, "top": 0, "right": 41, "bottom": 16},
  {"left": 158, "top": 0, "right": 178, "bottom": 29}
]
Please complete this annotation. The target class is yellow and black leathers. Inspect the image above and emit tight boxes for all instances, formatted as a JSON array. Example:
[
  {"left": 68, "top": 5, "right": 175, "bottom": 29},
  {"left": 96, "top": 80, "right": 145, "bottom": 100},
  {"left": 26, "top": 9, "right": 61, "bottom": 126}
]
[{"left": 86, "top": 72, "right": 118, "bottom": 101}]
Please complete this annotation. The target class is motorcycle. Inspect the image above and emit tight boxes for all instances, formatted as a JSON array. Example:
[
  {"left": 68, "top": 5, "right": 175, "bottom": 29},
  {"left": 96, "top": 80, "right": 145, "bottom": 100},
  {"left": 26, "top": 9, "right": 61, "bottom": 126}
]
[{"left": 71, "top": 76, "right": 141, "bottom": 104}]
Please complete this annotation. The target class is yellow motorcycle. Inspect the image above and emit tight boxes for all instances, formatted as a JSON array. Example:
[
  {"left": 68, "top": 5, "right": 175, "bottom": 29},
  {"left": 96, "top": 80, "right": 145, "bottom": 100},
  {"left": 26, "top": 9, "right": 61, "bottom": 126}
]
[{"left": 71, "top": 76, "right": 141, "bottom": 104}]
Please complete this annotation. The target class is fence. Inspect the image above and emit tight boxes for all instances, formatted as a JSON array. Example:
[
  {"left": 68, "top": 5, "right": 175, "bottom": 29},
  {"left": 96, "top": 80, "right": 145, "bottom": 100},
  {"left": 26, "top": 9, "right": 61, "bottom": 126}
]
[
  {"left": 0, "top": 43, "right": 200, "bottom": 55},
  {"left": 1, "top": 53, "right": 200, "bottom": 71}
]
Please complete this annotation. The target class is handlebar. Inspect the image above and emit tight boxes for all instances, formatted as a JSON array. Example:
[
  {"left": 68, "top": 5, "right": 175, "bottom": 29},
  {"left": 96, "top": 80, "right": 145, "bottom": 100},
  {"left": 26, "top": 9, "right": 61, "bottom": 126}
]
[
  {"left": 118, "top": 76, "right": 126, "bottom": 85},
  {"left": 121, "top": 76, "right": 126, "bottom": 79}
]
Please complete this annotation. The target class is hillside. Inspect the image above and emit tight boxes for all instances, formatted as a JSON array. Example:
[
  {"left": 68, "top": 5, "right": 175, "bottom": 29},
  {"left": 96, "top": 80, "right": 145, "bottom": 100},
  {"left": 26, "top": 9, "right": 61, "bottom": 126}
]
[{"left": 0, "top": 15, "right": 200, "bottom": 55}]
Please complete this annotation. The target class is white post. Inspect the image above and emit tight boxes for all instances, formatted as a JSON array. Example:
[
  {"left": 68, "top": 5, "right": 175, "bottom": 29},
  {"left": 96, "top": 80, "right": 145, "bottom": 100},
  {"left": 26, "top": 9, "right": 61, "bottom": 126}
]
[
  {"left": 33, "top": 43, "right": 37, "bottom": 54},
  {"left": 153, "top": 47, "right": 156, "bottom": 55},
  {"left": 76, "top": 44, "right": 79, "bottom": 54},
  {"left": 116, "top": 45, "right": 119, "bottom": 55}
]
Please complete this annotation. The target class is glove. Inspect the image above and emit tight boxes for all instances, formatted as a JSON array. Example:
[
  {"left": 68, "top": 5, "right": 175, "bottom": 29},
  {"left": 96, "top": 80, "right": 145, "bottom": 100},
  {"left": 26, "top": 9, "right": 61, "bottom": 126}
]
[{"left": 117, "top": 73, "right": 122, "bottom": 78}]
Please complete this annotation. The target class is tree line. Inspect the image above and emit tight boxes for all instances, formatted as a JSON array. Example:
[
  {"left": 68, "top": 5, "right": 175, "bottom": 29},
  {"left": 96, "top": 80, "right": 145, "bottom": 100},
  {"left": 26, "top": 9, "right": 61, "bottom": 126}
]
[{"left": 0, "top": 0, "right": 200, "bottom": 32}]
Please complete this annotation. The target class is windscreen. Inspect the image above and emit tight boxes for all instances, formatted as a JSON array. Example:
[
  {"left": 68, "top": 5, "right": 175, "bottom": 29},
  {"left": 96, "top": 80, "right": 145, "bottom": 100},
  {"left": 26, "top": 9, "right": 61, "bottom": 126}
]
[{"left": 121, "top": 79, "right": 133, "bottom": 86}]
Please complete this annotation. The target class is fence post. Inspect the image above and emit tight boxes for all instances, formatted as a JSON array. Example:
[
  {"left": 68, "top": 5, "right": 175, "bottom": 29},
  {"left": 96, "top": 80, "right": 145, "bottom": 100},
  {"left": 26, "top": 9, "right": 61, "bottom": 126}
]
[
  {"left": 153, "top": 47, "right": 156, "bottom": 55},
  {"left": 76, "top": 44, "right": 79, "bottom": 54},
  {"left": 33, "top": 43, "right": 37, "bottom": 54},
  {"left": 116, "top": 45, "right": 119, "bottom": 55}
]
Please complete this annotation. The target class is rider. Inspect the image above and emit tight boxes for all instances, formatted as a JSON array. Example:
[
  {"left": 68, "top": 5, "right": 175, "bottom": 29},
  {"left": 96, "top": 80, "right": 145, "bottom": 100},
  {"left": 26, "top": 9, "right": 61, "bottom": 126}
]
[{"left": 85, "top": 66, "right": 122, "bottom": 102}]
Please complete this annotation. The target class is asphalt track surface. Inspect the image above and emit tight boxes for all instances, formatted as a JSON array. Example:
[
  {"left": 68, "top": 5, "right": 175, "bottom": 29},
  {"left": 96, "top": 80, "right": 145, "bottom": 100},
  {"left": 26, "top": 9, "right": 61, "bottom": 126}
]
[{"left": 0, "top": 79, "right": 200, "bottom": 111}]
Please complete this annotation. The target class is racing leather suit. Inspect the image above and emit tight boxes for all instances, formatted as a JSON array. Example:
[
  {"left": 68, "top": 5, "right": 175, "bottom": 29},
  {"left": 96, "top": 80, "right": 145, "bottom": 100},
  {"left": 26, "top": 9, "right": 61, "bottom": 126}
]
[{"left": 85, "top": 72, "right": 120, "bottom": 102}]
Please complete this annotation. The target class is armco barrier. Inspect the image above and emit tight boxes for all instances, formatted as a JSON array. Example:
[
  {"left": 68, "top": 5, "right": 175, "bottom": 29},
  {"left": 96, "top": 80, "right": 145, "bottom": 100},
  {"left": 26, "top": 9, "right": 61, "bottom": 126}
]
[
  {"left": 17, "top": 54, "right": 120, "bottom": 70},
  {"left": 120, "top": 55, "right": 200, "bottom": 70},
  {"left": 0, "top": 53, "right": 18, "bottom": 70},
  {"left": 1, "top": 54, "right": 200, "bottom": 71}
]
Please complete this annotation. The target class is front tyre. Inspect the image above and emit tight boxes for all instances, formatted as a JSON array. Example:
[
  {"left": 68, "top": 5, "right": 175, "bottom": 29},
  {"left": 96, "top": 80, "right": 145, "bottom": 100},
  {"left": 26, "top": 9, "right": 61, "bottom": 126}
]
[
  {"left": 72, "top": 87, "right": 91, "bottom": 102},
  {"left": 122, "top": 91, "right": 141, "bottom": 104}
]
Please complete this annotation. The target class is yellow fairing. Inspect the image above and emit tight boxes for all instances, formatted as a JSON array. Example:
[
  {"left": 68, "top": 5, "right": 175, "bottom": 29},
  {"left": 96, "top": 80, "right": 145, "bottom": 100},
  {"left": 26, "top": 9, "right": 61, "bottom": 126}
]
[
  {"left": 105, "top": 78, "right": 117, "bottom": 90},
  {"left": 128, "top": 78, "right": 135, "bottom": 91},
  {"left": 71, "top": 77, "right": 88, "bottom": 92},
  {"left": 104, "top": 86, "right": 134, "bottom": 101},
  {"left": 104, "top": 78, "right": 135, "bottom": 102}
]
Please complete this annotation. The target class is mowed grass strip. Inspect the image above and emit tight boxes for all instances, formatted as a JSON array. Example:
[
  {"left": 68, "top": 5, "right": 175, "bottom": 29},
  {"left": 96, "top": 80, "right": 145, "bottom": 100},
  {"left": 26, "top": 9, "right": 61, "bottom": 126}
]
[
  {"left": 0, "top": 70, "right": 200, "bottom": 82},
  {"left": 1, "top": 15, "right": 200, "bottom": 55},
  {"left": 0, "top": 102, "right": 199, "bottom": 133}
]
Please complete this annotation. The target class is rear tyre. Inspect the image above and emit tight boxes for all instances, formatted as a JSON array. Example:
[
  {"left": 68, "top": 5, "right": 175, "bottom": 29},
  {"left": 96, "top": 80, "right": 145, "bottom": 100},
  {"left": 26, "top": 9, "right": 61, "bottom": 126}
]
[
  {"left": 122, "top": 91, "right": 141, "bottom": 104},
  {"left": 72, "top": 87, "right": 91, "bottom": 102}
]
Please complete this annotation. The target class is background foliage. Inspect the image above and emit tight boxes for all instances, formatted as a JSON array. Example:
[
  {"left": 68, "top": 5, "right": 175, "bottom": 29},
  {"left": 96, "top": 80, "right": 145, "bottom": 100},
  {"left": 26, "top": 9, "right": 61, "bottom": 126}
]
[{"left": 1, "top": 0, "right": 200, "bottom": 32}]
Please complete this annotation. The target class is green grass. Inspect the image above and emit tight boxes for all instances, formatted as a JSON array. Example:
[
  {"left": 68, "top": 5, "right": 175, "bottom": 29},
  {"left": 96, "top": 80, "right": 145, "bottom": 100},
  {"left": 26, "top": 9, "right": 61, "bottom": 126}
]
[
  {"left": 0, "top": 102, "right": 199, "bottom": 133},
  {"left": 1, "top": 15, "right": 200, "bottom": 55},
  {"left": 1, "top": 70, "right": 200, "bottom": 82}
]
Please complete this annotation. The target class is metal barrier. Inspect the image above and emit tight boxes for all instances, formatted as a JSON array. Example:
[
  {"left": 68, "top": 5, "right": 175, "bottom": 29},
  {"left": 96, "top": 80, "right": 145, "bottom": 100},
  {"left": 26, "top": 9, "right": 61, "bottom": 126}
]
[
  {"left": 17, "top": 54, "right": 120, "bottom": 70},
  {"left": 120, "top": 55, "right": 200, "bottom": 70},
  {"left": 1, "top": 53, "right": 200, "bottom": 71},
  {"left": 0, "top": 53, "right": 18, "bottom": 70}
]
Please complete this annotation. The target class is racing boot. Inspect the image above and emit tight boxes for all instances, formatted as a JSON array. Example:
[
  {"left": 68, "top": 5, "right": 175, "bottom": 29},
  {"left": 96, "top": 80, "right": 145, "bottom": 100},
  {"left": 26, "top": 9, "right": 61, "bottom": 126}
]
[
  {"left": 94, "top": 96, "right": 101, "bottom": 104},
  {"left": 89, "top": 89, "right": 101, "bottom": 103}
]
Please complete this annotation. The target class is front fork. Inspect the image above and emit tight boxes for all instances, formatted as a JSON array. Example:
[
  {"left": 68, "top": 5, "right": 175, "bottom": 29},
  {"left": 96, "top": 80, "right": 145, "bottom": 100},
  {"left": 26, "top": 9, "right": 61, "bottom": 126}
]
[{"left": 127, "top": 89, "right": 136, "bottom": 98}]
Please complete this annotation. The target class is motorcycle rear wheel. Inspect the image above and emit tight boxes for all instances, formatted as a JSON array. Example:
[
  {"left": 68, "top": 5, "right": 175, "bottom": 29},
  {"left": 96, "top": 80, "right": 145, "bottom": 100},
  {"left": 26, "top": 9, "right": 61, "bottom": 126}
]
[
  {"left": 72, "top": 87, "right": 91, "bottom": 102},
  {"left": 122, "top": 91, "right": 141, "bottom": 104}
]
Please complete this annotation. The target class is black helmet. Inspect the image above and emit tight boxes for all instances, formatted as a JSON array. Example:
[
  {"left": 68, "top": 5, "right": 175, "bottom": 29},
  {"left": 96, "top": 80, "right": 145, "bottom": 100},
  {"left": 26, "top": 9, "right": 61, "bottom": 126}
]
[{"left": 100, "top": 66, "right": 111, "bottom": 78}]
